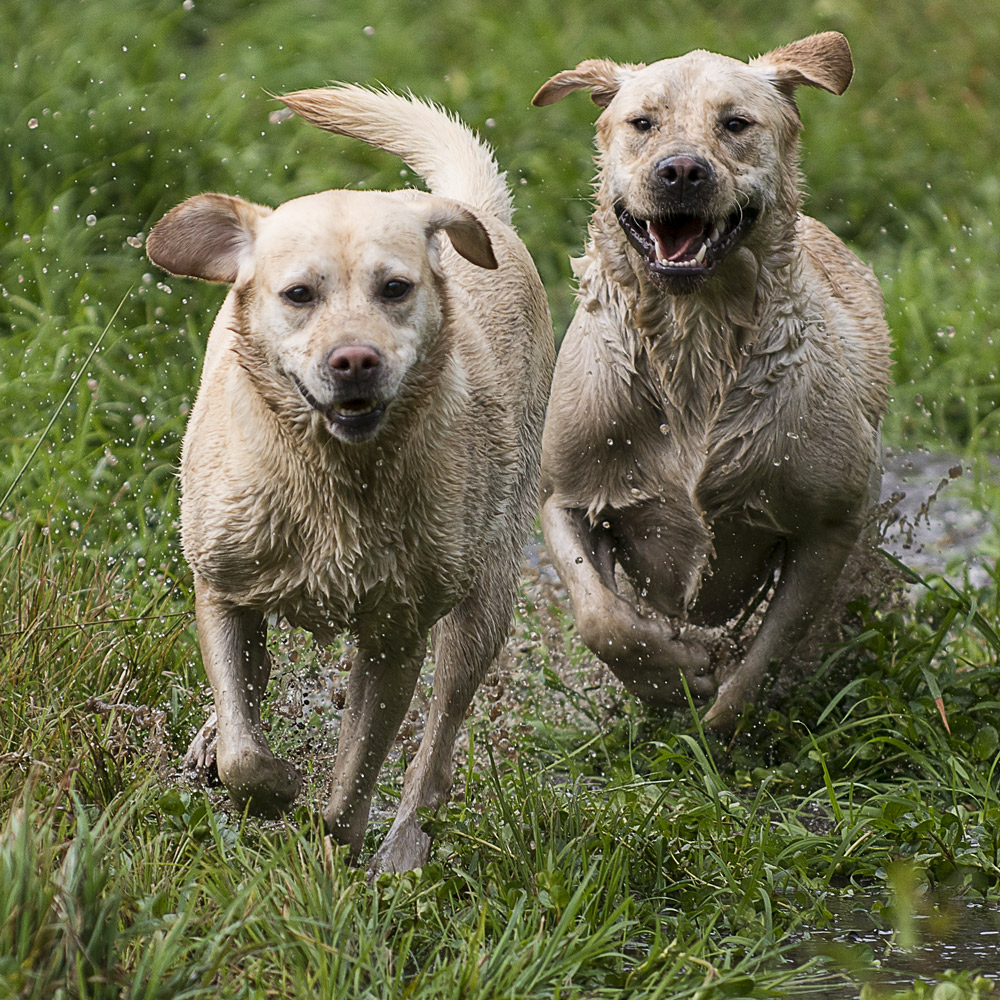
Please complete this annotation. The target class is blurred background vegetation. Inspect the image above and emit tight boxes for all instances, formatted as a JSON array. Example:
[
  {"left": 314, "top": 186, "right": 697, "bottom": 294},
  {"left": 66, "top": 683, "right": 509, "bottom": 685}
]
[
  {"left": 2, "top": 0, "right": 999, "bottom": 566},
  {"left": 3, "top": 5, "right": 1000, "bottom": 995}
]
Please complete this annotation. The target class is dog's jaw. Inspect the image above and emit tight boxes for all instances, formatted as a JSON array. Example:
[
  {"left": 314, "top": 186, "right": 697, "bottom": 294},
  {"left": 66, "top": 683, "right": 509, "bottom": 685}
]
[
  {"left": 290, "top": 374, "right": 387, "bottom": 443},
  {"left": 615, "top": 202, "right": 760, "bottom": 292}
]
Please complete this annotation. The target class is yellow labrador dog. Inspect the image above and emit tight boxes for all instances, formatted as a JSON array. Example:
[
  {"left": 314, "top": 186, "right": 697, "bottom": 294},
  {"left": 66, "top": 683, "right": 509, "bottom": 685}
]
[
  {"left": 533, "top": 33, "right": 890, "bottom": 731},
  {"left": 147, "top": 86, "right": 554, "bottom": 872}
]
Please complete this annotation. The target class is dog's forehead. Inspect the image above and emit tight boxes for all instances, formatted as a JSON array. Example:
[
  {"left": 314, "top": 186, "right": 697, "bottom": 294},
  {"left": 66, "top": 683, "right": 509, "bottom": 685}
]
[
  {"left": 255, "top": 190, "right": 427, "bottom": 262},
  {"left": 616, "top": 49, "right": 775, "bottom": 111}
]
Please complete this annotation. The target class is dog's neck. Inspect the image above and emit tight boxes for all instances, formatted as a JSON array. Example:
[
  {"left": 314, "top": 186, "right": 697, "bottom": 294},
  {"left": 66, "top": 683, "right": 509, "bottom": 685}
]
[{"left": 585, "top": 205, "right": 808, "bottom": 422}]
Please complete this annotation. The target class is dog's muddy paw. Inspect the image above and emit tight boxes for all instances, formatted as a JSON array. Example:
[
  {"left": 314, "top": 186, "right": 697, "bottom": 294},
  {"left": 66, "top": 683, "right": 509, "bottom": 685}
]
[
  {"left": 683, "top": 661, "right": 718, "bottom": 701},
  {"left": 368, "top": 823, "right": 432, "bottom": 877},
  {"left": 702, "top": 697, "right": 740, "bottom": 734},
  {"left": 702, "top": 679, "right": 753, "bottom": 734},
  {"left": 613, "top": 627, "right": 716, "bottom": 707},
  {"left": 218, "top": 747, "right": 302, "bottom": 818}
]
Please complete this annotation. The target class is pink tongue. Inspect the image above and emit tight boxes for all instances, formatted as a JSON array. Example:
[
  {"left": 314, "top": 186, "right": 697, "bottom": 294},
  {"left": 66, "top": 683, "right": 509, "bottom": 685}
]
[{"left": 650, "top": 218, "right": 705, "bottom": 261}]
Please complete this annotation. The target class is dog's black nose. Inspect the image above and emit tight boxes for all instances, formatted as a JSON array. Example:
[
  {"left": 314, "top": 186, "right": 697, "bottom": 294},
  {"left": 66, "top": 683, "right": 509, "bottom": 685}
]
[
  {"left": 655, "top": 155, "right": 714, "bottom": 196},
  {"left": 327, "top": 344, "right": 382, "bottom": 380}
]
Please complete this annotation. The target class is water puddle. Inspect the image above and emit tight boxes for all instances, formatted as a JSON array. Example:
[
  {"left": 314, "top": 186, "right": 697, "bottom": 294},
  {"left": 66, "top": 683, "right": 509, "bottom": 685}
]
[
  {"left": 786, "top": 893, "right": 1000, "bottom": 996},
  {"left": 881, "top": 449, "right": 998, "bottom": 587}
]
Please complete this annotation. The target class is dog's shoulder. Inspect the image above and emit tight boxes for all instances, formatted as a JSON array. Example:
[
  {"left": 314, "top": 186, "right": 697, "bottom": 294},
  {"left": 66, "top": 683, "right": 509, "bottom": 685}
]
[
  {"left": 794, "top": 214, "right": 891, "bottom": 421},
  {"left": 797, "top": 215, "right": 886, "bottom": 320}
]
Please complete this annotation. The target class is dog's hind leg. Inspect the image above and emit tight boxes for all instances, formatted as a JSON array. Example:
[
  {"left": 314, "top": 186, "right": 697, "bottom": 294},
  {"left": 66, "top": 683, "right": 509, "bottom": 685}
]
[
  {"left": 542, "top": 498, "right": 717, "bottom": 706},
  {"left": 323, "top": 616, "right": 426, "bottom": 859},
  {"left": 369, "top": 565, "right": 516, "bottom": 875},
  {"left": 189, "top": 583, "right": 302, "bottom": 815}
]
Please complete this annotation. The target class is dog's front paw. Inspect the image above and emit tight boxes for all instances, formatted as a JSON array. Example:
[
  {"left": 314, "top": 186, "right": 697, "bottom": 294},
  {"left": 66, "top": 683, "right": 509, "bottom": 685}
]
[
  {"left": 702, "top": 691, "right": 742, "bottom": 734},
  {"left": 603, "top": 614, "right": 716, "bottom": 707},
  {"left": 368, "top": 820, "right": 432, "bottom": 877},
  {"left": 216, "top": 743, "right": 302, "bottom": 818},
  {"left": 702, "top": 670, "right": 758, "bottom": 734}
]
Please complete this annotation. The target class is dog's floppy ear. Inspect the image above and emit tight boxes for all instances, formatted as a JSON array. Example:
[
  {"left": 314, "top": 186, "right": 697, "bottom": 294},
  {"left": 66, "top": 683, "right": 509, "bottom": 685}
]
[
  {"left": 418, "top": 197, "right": 498, "bottom": 270},
  {"left": 147, "top": 193, "right": 272, "bottom": 283},
  {"left": 752, "top": 31, "right": 853, "bottom": 97},
  {"left": 532, "top": 59, "right": 643, "bottom": 108}
]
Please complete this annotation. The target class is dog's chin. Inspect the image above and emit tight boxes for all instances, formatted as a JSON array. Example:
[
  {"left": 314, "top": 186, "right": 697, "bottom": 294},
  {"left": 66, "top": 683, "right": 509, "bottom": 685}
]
[
  {"left": 615, "top": 202, "right": 759, "bottom": 293},
  {"left": 291, "top": 375, "right": 387, "bottom": 443}
]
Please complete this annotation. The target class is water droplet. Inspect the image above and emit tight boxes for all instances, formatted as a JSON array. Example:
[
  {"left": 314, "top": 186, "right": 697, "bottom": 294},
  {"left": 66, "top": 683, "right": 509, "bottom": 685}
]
[
  {"left": 27, "top": 118, "right": 38, "bottom": 129},
  {"left": 363, "top": 24, "right": 374, "bottom": 35},
  {"left": 85, "top": 214, "right": 97, "bottom": 227},
  {"left": 126, "top": 235, "right": 143, "bottom": 248},
  {"left": 659, "top": 423, "right": 669, "bottom": 434},
  {"left": 606, "top": 438, "right": 614, "bottom": 446}
]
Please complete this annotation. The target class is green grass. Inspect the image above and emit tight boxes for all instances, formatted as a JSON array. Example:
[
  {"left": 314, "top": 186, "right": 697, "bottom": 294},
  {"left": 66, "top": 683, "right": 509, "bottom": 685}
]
[{"left": 3, "top": 0, "right": 1000, "bottom": 996}]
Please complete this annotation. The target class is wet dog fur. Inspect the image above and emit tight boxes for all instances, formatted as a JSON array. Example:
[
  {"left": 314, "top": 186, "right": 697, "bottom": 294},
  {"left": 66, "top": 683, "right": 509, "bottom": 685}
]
[
  {"left": 147, "top": 86, "right": 554, "bottom": 872},
  {"left": 532, "top": 33, "right": 891, "bottom": 731}
]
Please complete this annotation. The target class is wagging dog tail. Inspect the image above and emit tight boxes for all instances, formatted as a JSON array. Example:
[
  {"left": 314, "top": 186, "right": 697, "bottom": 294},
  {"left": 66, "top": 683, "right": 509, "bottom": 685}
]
[{"left": 279, "top": 84, "right": 513, "bottom": 226}]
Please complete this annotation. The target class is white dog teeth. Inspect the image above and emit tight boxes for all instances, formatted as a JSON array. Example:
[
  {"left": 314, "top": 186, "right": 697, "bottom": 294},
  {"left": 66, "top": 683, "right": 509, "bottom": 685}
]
[
  {"left": 647, "top": 224, "right": 669, "bottom": 264},
  {"left": 334, "top": 401, "right": 377, "bottom": 416},
  {"left": 644, "top": 221, "right": 709, "bottom": 268}
]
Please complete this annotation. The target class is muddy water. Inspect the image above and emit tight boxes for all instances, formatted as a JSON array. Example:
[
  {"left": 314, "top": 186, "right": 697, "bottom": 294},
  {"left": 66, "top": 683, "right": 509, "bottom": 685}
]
[
  {"left": 783, "top": 450, "right": 1000, "bottom": 994},
  {"left": 786, "top": 893, "right": 1000, "bottom": 996},
  {"left": 880, "top": 448, "right": 998, "bottom": 586},
  {"left": 258, "top": 449, "right": 1000, "bottom": 994}
]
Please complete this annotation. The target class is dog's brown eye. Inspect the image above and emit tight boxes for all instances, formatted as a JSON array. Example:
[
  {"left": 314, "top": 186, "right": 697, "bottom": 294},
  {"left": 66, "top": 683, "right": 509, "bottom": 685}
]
[
  {"left": 382, "top": 279, "right": 412, "bottom": 300},
  {"left": 283, "top": 284, "right": 315, "bottom": 305},
  {"left": 724, "top": 116, "right": 753, "bottom": 134},
  {"left": 629, "top": 116, "right": 653, "bottom": 132}
]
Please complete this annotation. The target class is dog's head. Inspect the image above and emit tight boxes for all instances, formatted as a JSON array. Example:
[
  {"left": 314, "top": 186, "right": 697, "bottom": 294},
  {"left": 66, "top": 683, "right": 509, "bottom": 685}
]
[
  {"left": 147, "top": 189, "right": 496, "bottom": 443},
  {"left": 534, "top": 32, "right": 852, "bottom": 293}
]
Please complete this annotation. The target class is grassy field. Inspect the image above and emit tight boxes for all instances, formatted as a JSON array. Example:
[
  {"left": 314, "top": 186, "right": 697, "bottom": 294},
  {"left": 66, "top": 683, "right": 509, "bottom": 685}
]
[{"left": 3, "top": 0, "right": 1000, "bottom": 996}]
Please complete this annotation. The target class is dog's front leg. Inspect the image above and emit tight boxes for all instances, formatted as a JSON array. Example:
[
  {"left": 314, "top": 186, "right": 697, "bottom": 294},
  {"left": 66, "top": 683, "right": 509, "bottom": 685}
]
[
  {"left": 543, "top": 498, "right": 716, "bottom": 705},
  {"left": 371, "top": 564, "right": 516, "bottom": 875},
  {"left": 703, "top": 527, "right": 856, "bottom": 733},
  {"left": 189, "top": 582, "right": 302, "bottom": 815},
  {"left": 323, "top": 619, "right": 426, "bottom": 858}
]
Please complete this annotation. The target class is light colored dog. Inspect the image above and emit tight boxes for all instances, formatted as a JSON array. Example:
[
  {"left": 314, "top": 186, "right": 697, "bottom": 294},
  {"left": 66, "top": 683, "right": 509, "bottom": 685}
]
[
  {"left": 146, "top": 86, "right": 554, "bottom": 872},
  {"left": 532, "top": 32, "right": 890, "bottom": 731}
]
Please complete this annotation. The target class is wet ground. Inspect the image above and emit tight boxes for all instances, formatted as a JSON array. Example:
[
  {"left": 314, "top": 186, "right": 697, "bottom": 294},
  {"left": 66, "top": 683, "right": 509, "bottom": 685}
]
[
  {"left": 190, "top": 448, "right": 1000, "bottom": 995},
  {"left": 786, "top": 893, "right": 1000, "bottom": 996},
  {"left": 880, "top": 448, "right": 998, "bottom": 587}
]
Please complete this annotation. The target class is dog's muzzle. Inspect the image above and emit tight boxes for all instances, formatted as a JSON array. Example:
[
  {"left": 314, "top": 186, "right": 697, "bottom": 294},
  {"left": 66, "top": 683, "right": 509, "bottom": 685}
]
[
  {"left": 291, "top": 373, "right": 386, "bottom": 442},
  {"left": 615, "top": 202, "right": 759, "bottom": 289}
]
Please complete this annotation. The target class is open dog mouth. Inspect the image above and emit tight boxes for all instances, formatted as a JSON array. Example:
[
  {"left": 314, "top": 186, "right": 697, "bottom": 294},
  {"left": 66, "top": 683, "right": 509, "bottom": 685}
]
[
  {"left": 615, "top": 203, "right": 758, "bottom": 285},
  {"left": 291, "top": 375, "right": 385, "bottom": 439}
]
